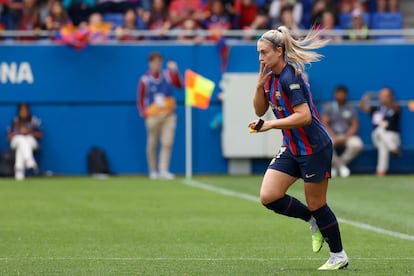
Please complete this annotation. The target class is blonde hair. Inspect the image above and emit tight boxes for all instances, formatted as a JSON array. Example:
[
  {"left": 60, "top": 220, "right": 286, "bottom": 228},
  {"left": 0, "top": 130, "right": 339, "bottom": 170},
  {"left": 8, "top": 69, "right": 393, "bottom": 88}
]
[{"left": 259, "top": 26, "right": 330, "bottom": 71}]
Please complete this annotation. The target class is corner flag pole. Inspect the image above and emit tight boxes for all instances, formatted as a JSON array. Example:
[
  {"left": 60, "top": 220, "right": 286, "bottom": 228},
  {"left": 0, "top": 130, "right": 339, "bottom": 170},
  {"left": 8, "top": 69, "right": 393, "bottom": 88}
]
[{"left": 185, "top": 104, "right": 192, "bottom": 180}]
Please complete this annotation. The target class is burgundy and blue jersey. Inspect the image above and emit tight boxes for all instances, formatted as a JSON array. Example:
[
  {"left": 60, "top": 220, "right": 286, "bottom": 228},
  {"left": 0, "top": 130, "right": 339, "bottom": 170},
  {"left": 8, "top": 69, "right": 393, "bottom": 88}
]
[{"left": 264, "top": 64, "right": 331, "bottom": 156}]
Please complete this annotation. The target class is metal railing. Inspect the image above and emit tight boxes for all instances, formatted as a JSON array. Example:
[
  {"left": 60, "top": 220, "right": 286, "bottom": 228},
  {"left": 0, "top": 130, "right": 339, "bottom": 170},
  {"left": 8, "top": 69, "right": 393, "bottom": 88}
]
[{"left": 1, "top": 28, "right": 414, "bottom": 43}]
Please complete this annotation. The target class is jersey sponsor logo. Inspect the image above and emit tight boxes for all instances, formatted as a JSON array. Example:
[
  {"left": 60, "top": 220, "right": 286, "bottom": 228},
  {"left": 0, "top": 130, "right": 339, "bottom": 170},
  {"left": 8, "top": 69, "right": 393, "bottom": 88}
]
[
  {"left": 289, "top": 83, "right": 300, "bottom": 90},
  {"left": 0, "top": 62, "right": 34, "bottom": 84}
]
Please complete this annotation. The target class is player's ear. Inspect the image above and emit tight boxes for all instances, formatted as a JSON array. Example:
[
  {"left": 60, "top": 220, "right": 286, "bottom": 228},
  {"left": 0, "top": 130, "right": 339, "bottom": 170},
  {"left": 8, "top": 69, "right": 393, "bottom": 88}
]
[{"left": 276, "top": 46, "right": 283, "bottom": 57}]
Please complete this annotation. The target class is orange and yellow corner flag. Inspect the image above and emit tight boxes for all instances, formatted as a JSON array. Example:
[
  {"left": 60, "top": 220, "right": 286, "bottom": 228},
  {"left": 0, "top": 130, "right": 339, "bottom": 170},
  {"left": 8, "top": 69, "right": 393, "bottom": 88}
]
[{"left": 185, "top": 69, "right": 215, "bottom": 109}]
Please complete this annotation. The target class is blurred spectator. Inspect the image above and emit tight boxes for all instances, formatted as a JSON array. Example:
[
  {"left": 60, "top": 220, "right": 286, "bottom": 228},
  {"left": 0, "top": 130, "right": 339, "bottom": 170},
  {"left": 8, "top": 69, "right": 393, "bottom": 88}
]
[
  {"left": 63, "top": 0, "right": 95, "bottom": 26},
  {"left": 276, "top": 5, "right": 303, "bottom": 37},
  {"left": 44, "top": 0, "right": 71, "bottom": 31},
  {"left": 115, "top": 8, "right": 139, "bottom": 41},
  {"left": 7, "top": 103, "right": 43, "bottom": 180},
  {"left": 376, "top": 0, "right": 398, "bottom": 13},
  {"left": 360, "top": 87, "right": 401, "bottom": 176},
  {"left": 346, "top": 8, "right": 369, "bottom": 40},
  {"left": 86, "top": 12, "right": 113, "bottom": 42},
  {"left": 142, "top": 0, "right": 171, "bottom": 39},
  {"left": 168, "top": 0, "right": 207, "bottom": 28},
  {"left": 96, "top": 0, "right": 131, "bottom": 14},
  {"left": 268, "top": 0, "right": 302, "bottom": 28},
  {"left": 233, "top": 0, "right": 269, "bottom": 40},
  {"left": 338, "top": 0, "right": 368, "bottom": 14},
  {"left": 17, "top": 0, "right": 41, "bottom": 40},
  {"left": 7, "top": 0, "right": 24, "bottom": 30},
  {"left": 38, "top": 0, "right": 53, "bottom": 25},
  {"left": 310, "top": 0, "right": 337, "bottom": 26},
  {"left": 318, "top": 9, "right": 342, "bottom": 42},
  {"left": 0, "top": 0, "right": 7, "bottom": 29},
  {"left": 175, "top": 15, "right": 204, "bottom": 43},
  {"left": 321, "top": 85, "right": 363, "bottom": 177},
  {"left": 205, "top": 0, "right": 231, "bottom": 35},
  {"left": 137, "top": 52, "right": 183, "bottom": 180}
]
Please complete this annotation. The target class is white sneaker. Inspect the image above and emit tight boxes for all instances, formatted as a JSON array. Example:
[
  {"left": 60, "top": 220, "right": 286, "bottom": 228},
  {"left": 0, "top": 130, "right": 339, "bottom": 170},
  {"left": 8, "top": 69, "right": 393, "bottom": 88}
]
[
  {"left": 159, "top": 171, "right": 175, "bottom": 180},
  {"left": 149, "top": 171, "right": 158, "bottom": 180},
  {"left": 331, "top": 168, "right": 338, "bottom": 178},
  {"left": 339, "top": 166, "right": 350, "bottom": 178},
  {"left": 318, "top": 251, "right": 349, "bottom": 270}
]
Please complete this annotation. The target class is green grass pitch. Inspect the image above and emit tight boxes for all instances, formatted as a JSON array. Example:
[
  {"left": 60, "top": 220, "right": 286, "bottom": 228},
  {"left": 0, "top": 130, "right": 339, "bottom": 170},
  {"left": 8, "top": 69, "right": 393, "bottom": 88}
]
[{"left": 0, "top": 175, "right": 413, "bottom": 275}]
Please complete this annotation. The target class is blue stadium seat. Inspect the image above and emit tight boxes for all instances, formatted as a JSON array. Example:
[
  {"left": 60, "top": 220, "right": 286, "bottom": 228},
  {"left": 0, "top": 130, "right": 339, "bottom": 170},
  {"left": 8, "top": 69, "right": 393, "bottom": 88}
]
[
  {"left": 103, "top": 13, "right": 124, "bottom": 28},
  {"left": 339, "top": 12, "right": 371, "bottom": 29},
  {"left": 371, "top": 12, "right": 403, "bottom": 29},
  {"left": 371, "top": 12, "right": 403, "bottom": 41}
]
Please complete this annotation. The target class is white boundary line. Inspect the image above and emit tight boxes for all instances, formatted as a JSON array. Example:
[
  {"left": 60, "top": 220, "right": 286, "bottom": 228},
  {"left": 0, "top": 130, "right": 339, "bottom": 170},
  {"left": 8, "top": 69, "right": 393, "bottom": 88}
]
[
  {"left": 183, "top": 179, "right": 414, "bottom": 241},
  {"left": 0, "top": 257, "right": 413, "bottom": 261}
]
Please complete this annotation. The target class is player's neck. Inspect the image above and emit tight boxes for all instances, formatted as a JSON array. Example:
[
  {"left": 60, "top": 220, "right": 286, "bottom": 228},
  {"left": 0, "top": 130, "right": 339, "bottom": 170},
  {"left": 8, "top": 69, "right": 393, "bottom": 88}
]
[{"left": 273, "top": 61, "right": 287, "bottom": 75}]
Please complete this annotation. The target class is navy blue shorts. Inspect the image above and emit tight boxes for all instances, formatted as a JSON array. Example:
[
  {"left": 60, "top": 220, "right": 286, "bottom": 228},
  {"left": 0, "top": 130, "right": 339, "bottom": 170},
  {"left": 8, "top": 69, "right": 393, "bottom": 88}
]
[{"left": 267, "top": 142, "right": 333, "bottom": 182}]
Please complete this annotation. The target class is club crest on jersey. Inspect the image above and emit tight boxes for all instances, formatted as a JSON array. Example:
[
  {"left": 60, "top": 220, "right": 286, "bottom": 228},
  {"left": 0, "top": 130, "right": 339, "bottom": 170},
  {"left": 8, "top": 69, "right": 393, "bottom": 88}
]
[
  {"left": 275, "top": 91, "right": 281, "bottom": 98},
  {"left": 277, "top": 106, "right": 285, "bottom": 111},
  {"left": 289, "top": 83, "right": 300, "bottom": 90}
]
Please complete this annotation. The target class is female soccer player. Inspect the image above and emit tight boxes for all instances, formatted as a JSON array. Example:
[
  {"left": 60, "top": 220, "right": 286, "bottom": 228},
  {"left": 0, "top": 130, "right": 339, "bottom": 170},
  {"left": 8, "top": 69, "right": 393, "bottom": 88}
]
[{"left": 248, "top": 26, "right": 348, "bottom": 270}]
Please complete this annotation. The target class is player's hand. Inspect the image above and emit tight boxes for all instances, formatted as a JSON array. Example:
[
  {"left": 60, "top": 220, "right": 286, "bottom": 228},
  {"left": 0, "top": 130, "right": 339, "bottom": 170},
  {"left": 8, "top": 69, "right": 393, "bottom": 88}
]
[
  {"left": 257, "top": 63, "right": 272, "bottom": 88},
  {"left": 167, "top": 60, "right": 178, "bottom": 71},
  {"left": 248, "top": 119, "right": 273, "bottom": 133}
]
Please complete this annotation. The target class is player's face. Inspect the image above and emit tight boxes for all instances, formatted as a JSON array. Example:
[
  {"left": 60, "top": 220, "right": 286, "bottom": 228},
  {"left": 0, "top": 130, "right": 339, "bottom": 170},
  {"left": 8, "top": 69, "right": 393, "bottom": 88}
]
[{"left": 257, "top": 40, "right": 282, "bottom": 71}]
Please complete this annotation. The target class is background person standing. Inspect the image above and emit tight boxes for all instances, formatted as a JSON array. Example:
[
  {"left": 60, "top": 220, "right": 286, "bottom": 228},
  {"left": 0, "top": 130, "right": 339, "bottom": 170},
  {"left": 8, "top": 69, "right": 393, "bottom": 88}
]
[{"left": 137, "top": 52, "right": 183, "bottom": 179}]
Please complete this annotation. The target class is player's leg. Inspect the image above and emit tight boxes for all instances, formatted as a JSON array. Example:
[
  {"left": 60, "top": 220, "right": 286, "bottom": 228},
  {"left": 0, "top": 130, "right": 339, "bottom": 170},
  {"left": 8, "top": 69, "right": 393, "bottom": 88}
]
[
  {"left": 302, "top": 142, "right": 348, "bottom": 270},
  {"left": 304, "top": 179, "right": 348, "bottom": 270},
  {"left": 159, "top": 114, "right": 177, "bottom": 179},
  {"left": 261, "top": 148, "right": 321, "bottom": 252},
  {"left": 261, "top": 147, "right": 308, "bottom": 219},
  {"left": 145, "top": 116, "right": 162, "bottom": 179}
]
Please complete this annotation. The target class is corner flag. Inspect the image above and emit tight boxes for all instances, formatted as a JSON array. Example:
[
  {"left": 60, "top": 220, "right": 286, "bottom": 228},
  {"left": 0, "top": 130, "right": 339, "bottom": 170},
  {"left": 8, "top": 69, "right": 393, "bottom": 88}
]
[{"left": 185, "top": 69, "right": 215, "bottom": 109}]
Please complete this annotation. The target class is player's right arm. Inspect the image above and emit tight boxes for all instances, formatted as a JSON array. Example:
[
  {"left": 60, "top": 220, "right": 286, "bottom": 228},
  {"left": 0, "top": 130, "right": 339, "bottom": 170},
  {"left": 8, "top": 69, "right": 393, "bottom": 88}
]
[{"left": 253, "top": 63, "right": 271, "bottom": 116}]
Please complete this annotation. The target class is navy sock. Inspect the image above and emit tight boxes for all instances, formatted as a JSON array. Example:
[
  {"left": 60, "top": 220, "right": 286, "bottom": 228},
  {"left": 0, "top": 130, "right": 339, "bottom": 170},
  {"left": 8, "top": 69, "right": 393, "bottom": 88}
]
[
  {"left": 264, "top": 195, "right": 312, "bottom": 222},
  {"left": 311, "top": 204, "right": 343, "bottom": 253}
]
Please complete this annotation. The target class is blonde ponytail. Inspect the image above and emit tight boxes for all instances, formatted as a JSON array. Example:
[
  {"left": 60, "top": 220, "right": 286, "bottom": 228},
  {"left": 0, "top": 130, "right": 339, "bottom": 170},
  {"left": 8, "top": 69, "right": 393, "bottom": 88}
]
[{"left": 259, "top": 26, "right": 330, "bottom": 71}]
